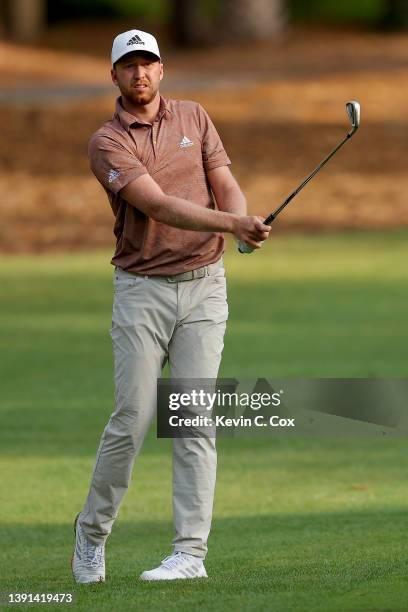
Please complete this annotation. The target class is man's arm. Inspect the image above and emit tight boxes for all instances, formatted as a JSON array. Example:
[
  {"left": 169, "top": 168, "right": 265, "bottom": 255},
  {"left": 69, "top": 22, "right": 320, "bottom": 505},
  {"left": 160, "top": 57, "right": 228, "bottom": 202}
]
[
  {"left": 207, "top": 165, "right": 247, "bottom": 216},
  {"left": 207, "top": 165, "right": 269, "bottom": 252},
  {"left": 120, "top": 173, "right": 270, "bottom": 248}
]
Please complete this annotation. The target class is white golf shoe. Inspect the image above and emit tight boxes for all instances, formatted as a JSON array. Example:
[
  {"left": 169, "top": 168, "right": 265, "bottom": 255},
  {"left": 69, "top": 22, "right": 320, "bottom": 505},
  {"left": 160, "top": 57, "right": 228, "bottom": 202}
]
[
  {"left": 71, "top": 514, "right": 105, "bottom": 584},
  {"left": 140, "top": 551, "right": 208, "bottom": 581}
]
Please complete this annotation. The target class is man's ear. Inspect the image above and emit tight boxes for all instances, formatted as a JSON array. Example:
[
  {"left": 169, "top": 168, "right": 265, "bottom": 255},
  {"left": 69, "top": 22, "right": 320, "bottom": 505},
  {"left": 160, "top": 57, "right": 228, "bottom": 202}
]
[
  {"left": 111, "top": 67, "right": 118, "bottom": 86},
  {"left": 159, "top": 62, "right": 164, "bottom": 82}
]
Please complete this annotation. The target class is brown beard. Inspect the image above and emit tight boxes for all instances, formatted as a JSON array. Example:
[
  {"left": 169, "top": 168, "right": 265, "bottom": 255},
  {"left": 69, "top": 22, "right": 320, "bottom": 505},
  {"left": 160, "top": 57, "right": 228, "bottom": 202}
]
[{"left": 121, "top": 84, "right": 157, "bottom": 106}]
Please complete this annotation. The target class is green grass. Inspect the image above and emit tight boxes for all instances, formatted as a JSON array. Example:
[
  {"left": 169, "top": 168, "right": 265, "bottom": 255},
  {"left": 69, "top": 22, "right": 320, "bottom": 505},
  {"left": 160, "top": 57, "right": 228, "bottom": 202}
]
[{"left": 1, "top": 230, "right": 408, "bottom": 611}]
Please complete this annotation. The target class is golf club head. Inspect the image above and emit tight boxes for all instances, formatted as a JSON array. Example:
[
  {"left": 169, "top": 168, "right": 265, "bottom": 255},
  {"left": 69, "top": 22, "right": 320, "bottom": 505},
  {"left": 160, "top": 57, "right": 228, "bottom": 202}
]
[{"left": 346, "top": 101, "right": 360, "bottom": 132}]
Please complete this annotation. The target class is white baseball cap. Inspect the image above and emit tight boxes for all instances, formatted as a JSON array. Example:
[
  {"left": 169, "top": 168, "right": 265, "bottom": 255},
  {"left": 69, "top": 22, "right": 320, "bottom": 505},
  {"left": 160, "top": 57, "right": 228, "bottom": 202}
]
[{"left": 111, "top": 29, "right": 161, "bottom": 66}]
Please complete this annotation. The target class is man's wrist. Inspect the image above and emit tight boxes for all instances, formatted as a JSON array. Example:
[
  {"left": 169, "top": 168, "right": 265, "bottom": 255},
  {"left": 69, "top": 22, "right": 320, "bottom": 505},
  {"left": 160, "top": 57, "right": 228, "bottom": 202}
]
[{"left": 219, "top": 212, "right": 239, "bottom": 234}]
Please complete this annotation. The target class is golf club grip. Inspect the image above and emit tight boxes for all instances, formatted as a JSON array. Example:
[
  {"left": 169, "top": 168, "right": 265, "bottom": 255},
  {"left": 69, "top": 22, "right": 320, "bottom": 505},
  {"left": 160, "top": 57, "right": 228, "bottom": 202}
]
[
  {"left": 238, "top": 240, "right": 255, "bottom": 254},
  {"left": 238, "top": 214, "right": 276, "bottom": 254}
]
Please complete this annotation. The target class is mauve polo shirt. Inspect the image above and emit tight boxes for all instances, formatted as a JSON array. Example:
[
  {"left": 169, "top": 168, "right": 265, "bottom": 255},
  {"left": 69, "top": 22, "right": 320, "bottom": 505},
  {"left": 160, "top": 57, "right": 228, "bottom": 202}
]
[{"left": 88, "top": 96, "right": 231, "bottom": 275}]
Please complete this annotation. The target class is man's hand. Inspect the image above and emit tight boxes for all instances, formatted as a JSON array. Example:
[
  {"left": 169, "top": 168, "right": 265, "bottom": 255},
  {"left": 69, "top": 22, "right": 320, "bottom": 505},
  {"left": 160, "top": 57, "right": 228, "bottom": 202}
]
[{"left": 233, "top": 216, "right": 271, "bottom": 250}]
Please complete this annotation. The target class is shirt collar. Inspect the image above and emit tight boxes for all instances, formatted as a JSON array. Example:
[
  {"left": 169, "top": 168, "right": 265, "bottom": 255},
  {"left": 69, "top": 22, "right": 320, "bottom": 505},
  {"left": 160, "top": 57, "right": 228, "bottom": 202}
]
[{"left": 115, "top": 95, "right": 170, "bottom": 130}]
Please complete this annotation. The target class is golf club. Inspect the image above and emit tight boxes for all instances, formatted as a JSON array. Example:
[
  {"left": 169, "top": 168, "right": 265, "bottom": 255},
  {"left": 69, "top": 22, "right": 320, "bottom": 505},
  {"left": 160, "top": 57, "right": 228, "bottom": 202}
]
[{"left": 238, "top": 100, "right": 361, "bottom": 254}]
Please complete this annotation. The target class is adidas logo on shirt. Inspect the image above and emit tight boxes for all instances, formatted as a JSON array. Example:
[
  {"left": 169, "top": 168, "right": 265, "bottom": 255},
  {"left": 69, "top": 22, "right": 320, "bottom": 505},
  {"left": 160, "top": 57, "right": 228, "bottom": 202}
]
[
  {"left": 127, "top": 34, "right": 145, "bottom": 47},
  {"left": 108, "top": 169, "right": 120, "bottom": 183},
  {"left": 179, "top": 136, "right": 194, "bottom": 148}
]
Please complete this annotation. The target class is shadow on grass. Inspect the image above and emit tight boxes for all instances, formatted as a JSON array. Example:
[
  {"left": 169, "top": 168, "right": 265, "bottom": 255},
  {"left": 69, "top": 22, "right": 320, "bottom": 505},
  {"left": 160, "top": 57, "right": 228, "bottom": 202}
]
[{"left": 1, "top": 509, "right": 407, "bottom": 590}]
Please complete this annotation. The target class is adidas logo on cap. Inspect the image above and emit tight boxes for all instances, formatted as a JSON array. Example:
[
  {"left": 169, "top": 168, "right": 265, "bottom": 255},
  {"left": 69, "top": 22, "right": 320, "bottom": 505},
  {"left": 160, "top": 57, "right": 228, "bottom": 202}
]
[{"left": 127, "top": 34, "right": 145, "bottom": 47}]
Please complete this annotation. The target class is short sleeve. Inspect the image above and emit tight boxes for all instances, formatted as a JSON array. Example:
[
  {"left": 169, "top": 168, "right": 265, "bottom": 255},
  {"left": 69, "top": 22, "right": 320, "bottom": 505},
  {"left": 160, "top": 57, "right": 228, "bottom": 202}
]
[
  {"left": 197, "top": 105, "right": 231, "bottom": 172},
  {"left": 88, "top": 132, "right": 148, "bottom": 194}
]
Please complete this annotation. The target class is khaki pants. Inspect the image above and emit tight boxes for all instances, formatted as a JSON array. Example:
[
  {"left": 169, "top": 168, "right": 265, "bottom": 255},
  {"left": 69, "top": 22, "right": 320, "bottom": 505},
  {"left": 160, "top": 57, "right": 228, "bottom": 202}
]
[{"left": 79, "top": 261, "right": 228, "bottom": 559}]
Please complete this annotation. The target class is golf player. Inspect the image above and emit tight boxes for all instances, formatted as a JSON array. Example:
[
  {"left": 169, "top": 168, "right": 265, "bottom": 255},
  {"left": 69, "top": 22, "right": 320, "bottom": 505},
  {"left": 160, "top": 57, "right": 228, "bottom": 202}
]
[{"left": 72, "top": 29, "right": 270, "bottom": 583}]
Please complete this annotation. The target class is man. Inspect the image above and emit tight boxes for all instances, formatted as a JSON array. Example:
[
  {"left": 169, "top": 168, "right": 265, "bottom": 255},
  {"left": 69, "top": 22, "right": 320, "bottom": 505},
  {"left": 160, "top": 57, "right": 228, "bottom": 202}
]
[{"left": 72, "top": 29, "right": 270, "bottom": 584}]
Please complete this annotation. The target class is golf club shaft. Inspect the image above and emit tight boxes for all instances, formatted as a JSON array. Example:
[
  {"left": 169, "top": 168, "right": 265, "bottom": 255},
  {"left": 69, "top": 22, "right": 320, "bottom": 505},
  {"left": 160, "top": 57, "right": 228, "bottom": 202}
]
[
  {"left": 238, "top": 125, "right": 357, "bottom": 254},
  {"left": 264, "top": 129, "right": 354, "bottom": 225}
]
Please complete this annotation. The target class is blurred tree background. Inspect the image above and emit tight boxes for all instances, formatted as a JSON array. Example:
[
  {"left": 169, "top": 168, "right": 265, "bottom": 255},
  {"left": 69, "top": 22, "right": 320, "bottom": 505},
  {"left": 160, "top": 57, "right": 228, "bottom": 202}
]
[
  {"left": 1, "top": 0, "right": 408, "bottom": 44},
  {"left": 1, "top": 0, "right": 408, "bottom": 251}
]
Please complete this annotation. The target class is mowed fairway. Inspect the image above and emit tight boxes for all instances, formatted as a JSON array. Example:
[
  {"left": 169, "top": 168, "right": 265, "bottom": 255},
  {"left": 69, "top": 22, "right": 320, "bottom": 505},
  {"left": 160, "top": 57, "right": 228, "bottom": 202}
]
[{"left": 1, "top": 231, "right": 408, "bottom": 611}]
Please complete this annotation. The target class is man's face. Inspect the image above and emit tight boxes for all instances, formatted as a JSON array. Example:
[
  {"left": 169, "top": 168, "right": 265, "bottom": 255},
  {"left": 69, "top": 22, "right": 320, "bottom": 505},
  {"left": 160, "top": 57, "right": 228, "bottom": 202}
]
[{"left": 111, "top": 52, "right": 163, "bottom": 106}]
